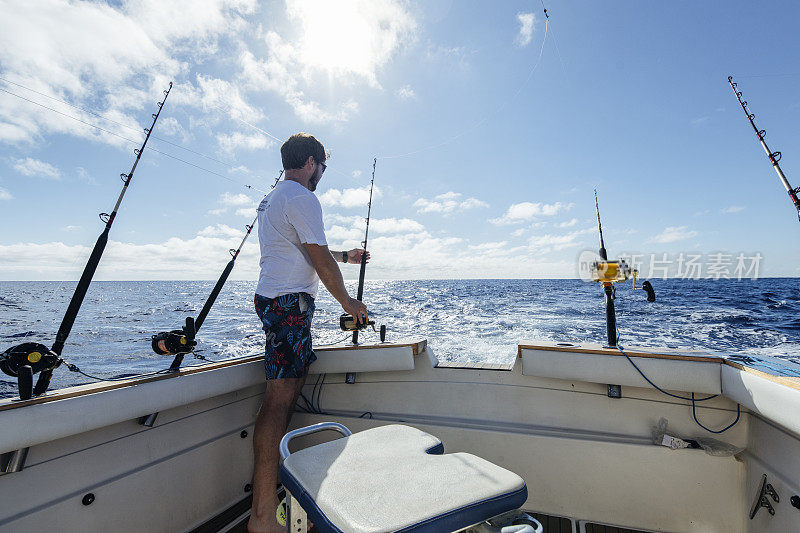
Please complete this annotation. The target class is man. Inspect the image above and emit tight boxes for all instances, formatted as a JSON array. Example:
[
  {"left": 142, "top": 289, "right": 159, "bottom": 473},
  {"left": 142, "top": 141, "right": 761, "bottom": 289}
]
[{"left": 248, "top": 133, "right": 369, "bottom": 533}]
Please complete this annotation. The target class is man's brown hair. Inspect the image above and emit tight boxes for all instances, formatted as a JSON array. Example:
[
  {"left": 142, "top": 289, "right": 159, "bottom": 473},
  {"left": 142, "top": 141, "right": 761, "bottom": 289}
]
[{"left": 280, "top": 133, "right": 327, "bottom": 170}]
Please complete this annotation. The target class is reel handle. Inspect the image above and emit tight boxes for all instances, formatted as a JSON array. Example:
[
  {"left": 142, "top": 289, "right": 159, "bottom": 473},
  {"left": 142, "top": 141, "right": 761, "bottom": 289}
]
[{"left": 18, "top": 365, "right": 33, "bottom": 401}]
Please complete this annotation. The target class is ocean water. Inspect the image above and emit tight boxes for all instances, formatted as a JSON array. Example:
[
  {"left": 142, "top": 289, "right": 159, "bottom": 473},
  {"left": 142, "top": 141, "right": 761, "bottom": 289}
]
[{"left": 1, "top": 278, "right": 799, "bottom": 398}]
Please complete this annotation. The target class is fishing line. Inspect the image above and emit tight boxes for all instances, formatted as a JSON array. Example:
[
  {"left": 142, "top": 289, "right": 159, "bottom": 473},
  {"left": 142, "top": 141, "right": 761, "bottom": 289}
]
[
  {"left": 63, "top": 361, "right": 172, "bottom": 382},
  {"left": 0, "top": 86, "right": 269, "bottom": 194},
  {"left": 204, "top": 101, "right": 284, "bottom": 144},
  {"left": 0, "top": 83, "right": 174, "bottom": 400},
  {"left": 378, "top": 17, "right": 549, "bottom": 160},
  {"left": 734, "top": 73, "right": 800, "bottom": 79},
  {"left": 0, "top": 76, "right": 232, "bottom": 168},
  {"left": 208, "top": 100, "right": 352, "bottom": 180},
  {"left": 314, "top": 333, "right": 354, "bottom": 347}
]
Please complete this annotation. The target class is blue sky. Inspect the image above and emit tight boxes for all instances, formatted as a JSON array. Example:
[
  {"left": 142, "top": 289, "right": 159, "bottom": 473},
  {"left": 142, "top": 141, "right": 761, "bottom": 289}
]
[{"left": 1, "top": 0, "right": 799, "bottom": 280}]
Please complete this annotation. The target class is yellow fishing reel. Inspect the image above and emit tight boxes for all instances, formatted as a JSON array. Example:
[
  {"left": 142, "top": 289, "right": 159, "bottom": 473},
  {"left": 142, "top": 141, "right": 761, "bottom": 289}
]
[
  {"left": 590, "top": 259, "right": 634, "bottom": 284},
  {"left": 590, "top": 260, "right": 655, "bottom": 301}
]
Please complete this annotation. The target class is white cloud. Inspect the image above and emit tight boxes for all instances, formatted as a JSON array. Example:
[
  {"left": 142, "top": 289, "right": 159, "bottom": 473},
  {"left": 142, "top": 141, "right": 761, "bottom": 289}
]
[
  {"left": 157, "top": 116, "right": 191, "bottom": 144},
  {"left": 325, "top": 213, "right": 424, "bottom": 237},
  {"left": 208, "top": 191, "right": 258, "bottom": 215},
  {"left": 425, "top": 45, "right": 472, "bottom": 71},
  {"left": 515, "top": 13, "right": 535, "bottom": 47},
  {"left": 556, "top": 218, "right": 578, "bottom": 228},
  {"left": 216, "top": 131, "right": 273, "bottom": 153},
  {"left": 352, "top": 170, "right": 362, "bottom": 178},
  {"left": 396, "top": 85, "right": 416, "bottom": 100},
  {"left": 197, "top": 224, "right": 243, "bottom": 238},
  {"left": 229, "top": 165, "right": 251, "bottom": 174},
  {"left": 178, "top": 74, "right": 264, "bottom": 124},
  {"left": 0, "top": 231, "right": 263, "bottom": 281},
  {"left": 75, "top": 166, "right": 95, "bottom": 184},
  {"left": 0, "top": 223, "right": 583, "bottom": 280},
  {"left": 468, "top": 241, "right": 508, "bottom": 251},
  {"left": 13, "top": 157, "right": 61, "bottom": 179},
  {"left": 222, "top": 192, "right": 257, "bottom": 206},
  {"left": 490, "top": 201, "right": 573, "bottom": 225},
  {"left": 62, "top": 225, "right": 80, "bottom": 231},
  {"left": 721, "top": 205, "right": 745, "bottom": 214},
  {"left": 0, "top": 187, "right": 12, "bottom": 200},
  {"left": 237, "top": 0, "right": 415, "bottom": 124},
  {"left": 413, "top": 191, "right": 489, "bottom": 214},
  {"left": 649, "top": 226, "right": 699, "bottom": 244},
  {"left": 319, "top": 186, "right": 382, "bottom": 208},
  {"left": 528, "top": 227, "right": 595, "bottom": 253},
  {"left": 0, "top": 0, "right": 257, "bottom": 146},
  {"left": 235, "top": 207, "right": 256, "bottom": 218}
]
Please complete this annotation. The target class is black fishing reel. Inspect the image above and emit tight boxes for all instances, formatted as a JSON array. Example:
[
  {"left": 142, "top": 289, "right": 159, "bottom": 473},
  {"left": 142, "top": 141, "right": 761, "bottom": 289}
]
[
  {"left": 339, "top": 314, "right": 387, "bottom": 342},
  {"left": 151, "top": 317, "right": 196, "bottom": 371},
  {"left": 0, "top": 342, "right": 61, "bottom": 400},
  {"left": 151, "top": 330, "right": 196, "bottom": 356}
]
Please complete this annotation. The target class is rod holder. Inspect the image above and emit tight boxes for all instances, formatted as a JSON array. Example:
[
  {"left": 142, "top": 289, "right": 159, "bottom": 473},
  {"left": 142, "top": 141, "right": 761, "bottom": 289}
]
[
  {"left": 138, "top": 412, "right": 158, "bottom": 427},
  {"left": 1, "top": 448, "right": 29, "bottom": 475}
]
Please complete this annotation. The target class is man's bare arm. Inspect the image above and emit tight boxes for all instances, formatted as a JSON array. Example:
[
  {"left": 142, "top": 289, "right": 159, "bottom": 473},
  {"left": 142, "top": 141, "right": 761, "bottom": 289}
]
[
  {"left": 304, "top": 243, "right": 368, "bottom": 323},
  {"left": 329, "top": 248, "right": 370, "bottom": 264}
]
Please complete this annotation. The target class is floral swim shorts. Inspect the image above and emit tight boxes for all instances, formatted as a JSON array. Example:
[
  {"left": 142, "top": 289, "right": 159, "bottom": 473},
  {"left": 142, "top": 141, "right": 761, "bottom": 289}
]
[{"left": 254, "top": 292, "right": 316, "bottom": 379}]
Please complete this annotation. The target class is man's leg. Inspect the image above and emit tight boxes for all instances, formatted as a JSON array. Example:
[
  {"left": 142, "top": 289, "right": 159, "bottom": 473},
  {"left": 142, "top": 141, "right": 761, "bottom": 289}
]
[{"left": 248, "top": 376, "right": 306, "bottom": 533}]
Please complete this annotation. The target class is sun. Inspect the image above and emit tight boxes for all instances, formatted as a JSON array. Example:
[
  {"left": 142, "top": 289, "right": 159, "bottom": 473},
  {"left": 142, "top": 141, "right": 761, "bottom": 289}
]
[{"left": 290, "top": 0, "right": 380, "bottom": 81}]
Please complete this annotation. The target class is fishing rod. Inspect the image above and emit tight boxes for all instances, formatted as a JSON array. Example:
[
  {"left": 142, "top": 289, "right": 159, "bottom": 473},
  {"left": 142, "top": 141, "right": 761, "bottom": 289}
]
[
  {"left": 590, "top": 190, "right": 655, "bottom": 347},
  {"left": 0, "top": 82, "right": 173, "bottom": 400},
  {"left": 339, "top": 158, "right": 386, "bottom": 344},
  {"left": 151, "top": 171, "right": 284, "bottom": 370},
  {"left": 728, "top": 76, "right": 800, "bottom": 222}
]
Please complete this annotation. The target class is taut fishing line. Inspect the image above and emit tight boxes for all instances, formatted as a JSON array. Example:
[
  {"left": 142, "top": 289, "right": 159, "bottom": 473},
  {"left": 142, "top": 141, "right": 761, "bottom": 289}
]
[
  {"left": 0, "top": 76, "right": 232, "bottom": 168},
  {"left": 0, "top": 85, "right": 268, "bottom": 194},
  {"left": 0, "top": 82, "right": 174, "bottom": 400}
]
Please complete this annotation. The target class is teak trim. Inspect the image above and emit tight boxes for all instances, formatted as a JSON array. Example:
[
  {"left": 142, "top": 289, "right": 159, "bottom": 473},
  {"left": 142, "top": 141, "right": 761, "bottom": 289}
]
[{"left": 0, "top": 338, "right": 426, "bottom": 412}]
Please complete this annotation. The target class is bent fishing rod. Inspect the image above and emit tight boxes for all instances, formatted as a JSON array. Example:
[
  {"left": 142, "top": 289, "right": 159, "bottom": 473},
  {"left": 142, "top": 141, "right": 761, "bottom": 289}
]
[
  {"left": 339, "top": 158, "right": 385, "bottom": 344},
  {"left": 151, "top": 171, "right": 284, "bottom": 370},
  {"left": 0, "top": 82, "right": 173, "bottom": 400},
  {"left": 728, "top": 76, "right": 800, "bottom": 222}
]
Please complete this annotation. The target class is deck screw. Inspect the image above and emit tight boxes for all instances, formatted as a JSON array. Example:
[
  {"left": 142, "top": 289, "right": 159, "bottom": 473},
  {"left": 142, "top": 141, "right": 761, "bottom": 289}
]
[
  {"left": 240, "top": 430, "right": 248, "bottom": 438},
  {"left": 791, "top": 495, "right": 800, "bottom": 509},
  {"left": 82, "top": 493, "right": 95, "bottom": 506},
  {"left": 244, "top": 484, "right": 252, "bottom": 493}
]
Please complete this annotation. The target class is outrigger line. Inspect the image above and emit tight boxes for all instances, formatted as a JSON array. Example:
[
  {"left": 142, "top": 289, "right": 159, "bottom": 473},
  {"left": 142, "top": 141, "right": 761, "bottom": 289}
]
[
  {"left": 728, "top": 76, "right": 800, "bottom": 222},
  {"left": 339, "top": 158, "right": 385, "bottom": 344},
  {"left": 0, "top": 82, "right": 173, "bottom": 400},
  {"left": 151, "top": 170, "right": 284, "bottom": 369}
]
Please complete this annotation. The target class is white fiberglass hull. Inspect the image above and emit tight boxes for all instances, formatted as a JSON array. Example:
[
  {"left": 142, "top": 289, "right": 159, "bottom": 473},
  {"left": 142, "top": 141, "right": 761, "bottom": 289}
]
[{"left": 0, "top": 339, "right": 798, "bottom": 532}]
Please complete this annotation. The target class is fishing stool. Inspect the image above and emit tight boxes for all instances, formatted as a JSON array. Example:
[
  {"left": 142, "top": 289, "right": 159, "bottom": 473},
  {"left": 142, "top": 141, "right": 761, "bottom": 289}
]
[{"left": 279, "top": 423, "right": 541, "bottom": 533}]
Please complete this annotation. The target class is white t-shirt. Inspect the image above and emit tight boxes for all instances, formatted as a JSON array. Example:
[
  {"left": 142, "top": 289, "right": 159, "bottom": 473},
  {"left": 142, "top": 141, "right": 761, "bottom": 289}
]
[{"left": 255, "top": 180, "right": 328, "bottom": 299}]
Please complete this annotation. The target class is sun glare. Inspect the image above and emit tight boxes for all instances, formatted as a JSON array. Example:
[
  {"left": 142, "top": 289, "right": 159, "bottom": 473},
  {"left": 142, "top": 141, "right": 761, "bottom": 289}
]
[{"left": 291, "top": 1, "right": 379, "bottom": 79}]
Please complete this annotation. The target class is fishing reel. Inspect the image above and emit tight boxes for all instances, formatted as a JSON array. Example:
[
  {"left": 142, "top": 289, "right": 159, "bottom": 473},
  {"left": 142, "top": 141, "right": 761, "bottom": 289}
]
[
  {"left": 590, "top": 259, "right": 633, "bottom": 284},
  {"left": 0, "top": 342, "right": 61, "bottom": 400},
  {"left": 339, "top": 314, "right": 387, "bottom": 342},
  {"left": 151, "top": 317, "right": 196, "bottom": 371},
  {"left": 151, "top": 330, "right": 196, "bottom": 356},
  {"left": 590, "top": 260, "right": 656, "bottom": 302}
]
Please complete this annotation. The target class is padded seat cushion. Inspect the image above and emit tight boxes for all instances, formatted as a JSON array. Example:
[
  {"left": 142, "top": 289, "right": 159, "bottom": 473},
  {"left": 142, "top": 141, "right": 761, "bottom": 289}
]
[{"left": 280, "top": 424, "right": 527, "bottom": 533}]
